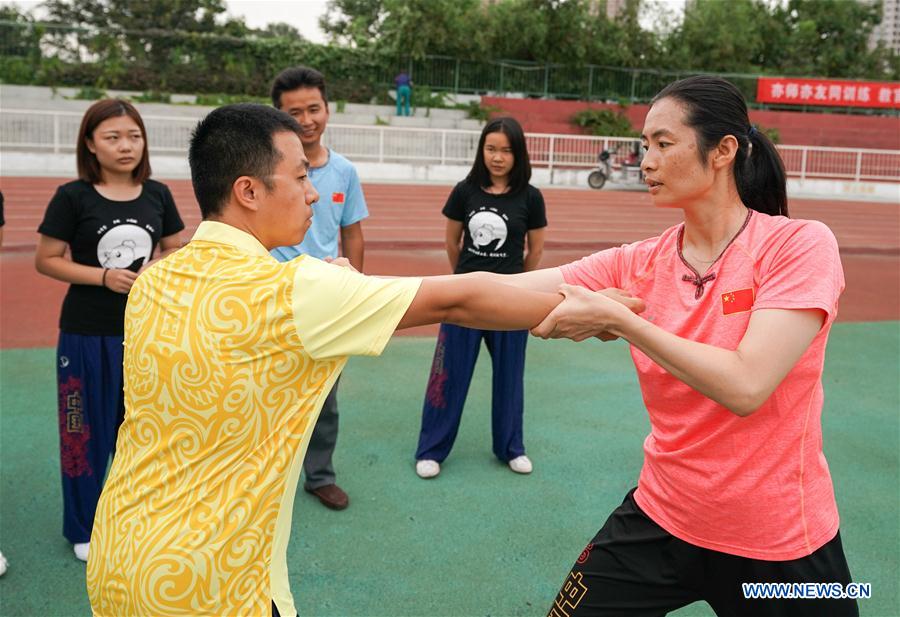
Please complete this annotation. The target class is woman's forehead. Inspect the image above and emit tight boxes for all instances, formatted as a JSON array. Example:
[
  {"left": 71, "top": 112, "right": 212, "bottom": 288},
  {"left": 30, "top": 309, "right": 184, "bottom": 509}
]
[
  {"left": 96, "top": 115, "right": 141, "bottom": 132},
  {"left": 485, "top": 131, "right": 511, "bottom": 146},
  {"left": 642, "top": 98, "right": 689, "bottom": 136}
]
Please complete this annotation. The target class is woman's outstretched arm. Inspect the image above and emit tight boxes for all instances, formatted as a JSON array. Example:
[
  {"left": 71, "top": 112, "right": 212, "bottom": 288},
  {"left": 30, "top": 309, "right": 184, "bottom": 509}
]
[{"left": 532, "top": 285, "right": 824, "bottom": 417}]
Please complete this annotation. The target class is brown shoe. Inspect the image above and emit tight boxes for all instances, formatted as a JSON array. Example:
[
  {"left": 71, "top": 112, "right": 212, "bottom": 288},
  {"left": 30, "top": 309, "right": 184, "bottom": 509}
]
[{"left": 305, "top": 484, "right": 349, "bottom": 510}]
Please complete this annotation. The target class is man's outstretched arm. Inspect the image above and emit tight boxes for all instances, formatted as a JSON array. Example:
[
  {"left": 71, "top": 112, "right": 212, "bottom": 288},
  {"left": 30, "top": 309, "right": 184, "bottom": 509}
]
[{"left": 397, "top": 276, "right": 562, "bottom": 331}]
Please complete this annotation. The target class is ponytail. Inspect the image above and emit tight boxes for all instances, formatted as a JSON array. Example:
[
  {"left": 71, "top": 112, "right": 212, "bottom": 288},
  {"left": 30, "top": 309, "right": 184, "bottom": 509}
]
[
  {"left": 652, "top": 76, "right": 789, "bottom": 218},
  {"left": 734, "top": 127, "right": 789, "bottom": 217}
]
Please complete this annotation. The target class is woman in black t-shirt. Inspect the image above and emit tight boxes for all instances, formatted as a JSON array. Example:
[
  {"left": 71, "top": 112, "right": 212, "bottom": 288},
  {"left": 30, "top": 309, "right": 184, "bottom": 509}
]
[
  {"left": 35, "top": 99, "right": 184, "bottom": 562},
  {"left": 415, "top": 117, "right": 547, "bottom": 479}
]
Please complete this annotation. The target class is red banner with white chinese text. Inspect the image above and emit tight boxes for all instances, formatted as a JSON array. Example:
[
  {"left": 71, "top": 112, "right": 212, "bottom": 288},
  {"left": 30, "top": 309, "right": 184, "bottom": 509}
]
[{"left": 757, "top": 77, "right": 900, "bottom": 109}]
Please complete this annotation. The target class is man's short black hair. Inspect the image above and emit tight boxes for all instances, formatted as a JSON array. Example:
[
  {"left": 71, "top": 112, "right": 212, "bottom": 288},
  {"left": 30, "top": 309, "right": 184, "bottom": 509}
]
[
  {"left": 271, "top": 66, "right": 328, "bottom": 109},
  {"left": 188, "top": 103, "right": 301, "bottom": 219}
]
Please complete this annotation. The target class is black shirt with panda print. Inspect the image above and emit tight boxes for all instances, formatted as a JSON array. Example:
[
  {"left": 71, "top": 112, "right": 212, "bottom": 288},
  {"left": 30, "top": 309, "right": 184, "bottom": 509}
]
[
  {"left": 38, "top": 179, "right": 185, "bottom": 336},
  {"left": 442, "top": 180, "right": 547, "bottom": 275}
]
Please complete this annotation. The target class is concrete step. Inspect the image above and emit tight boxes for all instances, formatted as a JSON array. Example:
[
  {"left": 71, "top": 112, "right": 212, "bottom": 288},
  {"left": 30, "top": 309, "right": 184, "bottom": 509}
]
[
  {"left": 342, "top": 102, "right": 471, "bottom": 121},
  {"left": 0, "top": 84, "right": 485, "bottom": 130},
  {"left": 331, "top": 113, "right": 483, "bottom": 131},
  {"left": 331, "top": 113, "right": 380, "bottom": 125},
  {"left": 345, "top": 93, "right": 480, "bottom": 115},
  {"left": 0, "top": 85, "right": 216, "bottom": 118}
]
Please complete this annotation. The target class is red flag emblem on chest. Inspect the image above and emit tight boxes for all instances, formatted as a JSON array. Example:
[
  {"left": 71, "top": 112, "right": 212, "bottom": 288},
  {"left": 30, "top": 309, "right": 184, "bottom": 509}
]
[
  {"left": 332, "top": 192, "right": 345, "bottom": 204},
  {"left": 721, "top": 288, "right": 754, "bottom": 315}
]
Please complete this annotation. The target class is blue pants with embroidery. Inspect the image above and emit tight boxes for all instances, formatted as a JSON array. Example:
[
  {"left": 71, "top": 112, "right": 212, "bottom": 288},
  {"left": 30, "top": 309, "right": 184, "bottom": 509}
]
[
  {"left": 416, "top": 323, "right": 528, "bottom": 463},
  {"left": 56, "top": 332, "right": 124, "bottom": 543}
]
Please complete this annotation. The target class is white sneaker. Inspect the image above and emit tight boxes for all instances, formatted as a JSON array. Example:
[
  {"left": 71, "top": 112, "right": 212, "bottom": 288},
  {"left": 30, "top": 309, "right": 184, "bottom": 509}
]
[
  {"left": 73, "top": 542, "right": 90, "bottom": 562},
  {"left": 508, "top": 455, "right": 533, "bottom": 474},
  {"left": 415, "top": 459, "right": 440, "bottom": 479},
  {"left": 0, "top": 550, "right": 7, "bottom": 576}
]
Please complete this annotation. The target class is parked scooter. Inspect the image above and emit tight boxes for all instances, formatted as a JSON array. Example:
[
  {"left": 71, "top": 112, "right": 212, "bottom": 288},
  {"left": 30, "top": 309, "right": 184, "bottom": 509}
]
[{"left": 587, "top": 144, "right": 644, "bottom": 189}]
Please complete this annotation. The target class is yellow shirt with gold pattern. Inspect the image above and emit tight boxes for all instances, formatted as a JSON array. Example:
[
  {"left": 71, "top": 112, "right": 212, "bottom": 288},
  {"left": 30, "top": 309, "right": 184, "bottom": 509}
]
[{"left": 87, "top": 221, "right": 420, "bottom": 616}]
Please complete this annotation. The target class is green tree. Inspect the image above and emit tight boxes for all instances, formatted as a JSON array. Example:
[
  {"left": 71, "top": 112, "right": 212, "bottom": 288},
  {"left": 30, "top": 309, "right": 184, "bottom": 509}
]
[
  {"left": 0, "top": 4, "right": 44, "bottom": 84},
  {"left": 321, "top": 0, "right": 658, "bottom": 66},
  {"left": 377, "top": 0, "right": 481, "bottom": 57},
  {"left": 601, "top": 0, "right": 664, "bottom": 68},
  {"left": 662, "top": 0, "right": 896, "bottom": 80},
  {"left": 321, "top": 0, "right": 485, "bottom": 57},
  {"left": 319, "top": 0, "right": 387, "bottom": 49},
  {"left": 0, "top": 5, "right": 39, "bottom": 57},
  {"left": 771, "top": 0, "right": 894, "bottom": 79},
  {"left": 474, "top": 0, "right": 550, "bottom": 62},
  {"left": 478, "top": 0, "right": 595, "bottom": 63},
  {"left": 571, "top": 107, "right": 637, "bottom": 137},
  {"left": 3, "top": 0, "right": 894, "bottom": 102},
  {"left": 41, "top": 0, "right": 234, "bottom": 35},
  {"left": 664, "top": 0, "right": 775, "bottom": 73},
  {"left": 40, "top": 0, "right": 251, "bottom": 83},
  {"left": 258, "top": 22, "right": 305, "bottom": 40}
]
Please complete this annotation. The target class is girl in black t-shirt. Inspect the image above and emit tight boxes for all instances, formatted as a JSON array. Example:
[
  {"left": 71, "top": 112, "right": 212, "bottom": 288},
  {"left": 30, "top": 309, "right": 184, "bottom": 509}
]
[
  {"left": 35, "top": 99, "right": 184, "bottom": 562},
  {"left": 415, "top": 117, "right": 547, "bottom": 479}
]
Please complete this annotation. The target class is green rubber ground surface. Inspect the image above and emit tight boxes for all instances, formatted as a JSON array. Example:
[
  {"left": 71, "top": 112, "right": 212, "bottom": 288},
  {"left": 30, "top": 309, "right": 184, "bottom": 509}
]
[{"left": 1, "top": 323, "right": 897, "bottom": 616}]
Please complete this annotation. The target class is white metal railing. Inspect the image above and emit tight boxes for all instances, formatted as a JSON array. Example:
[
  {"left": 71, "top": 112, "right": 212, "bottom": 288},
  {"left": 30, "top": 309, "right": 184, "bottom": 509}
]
[
  {"left": 777, "top": 145, "right": 900, "bottom": 183},
  {"left": 2, "top": 108, "right": 899, "bottom": 184}
]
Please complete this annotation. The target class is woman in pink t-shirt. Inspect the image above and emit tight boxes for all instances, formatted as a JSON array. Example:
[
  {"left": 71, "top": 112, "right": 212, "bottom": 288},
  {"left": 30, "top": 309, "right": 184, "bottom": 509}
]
[{"left": 470, "top": 76, "right": 857, "bottom": 616}]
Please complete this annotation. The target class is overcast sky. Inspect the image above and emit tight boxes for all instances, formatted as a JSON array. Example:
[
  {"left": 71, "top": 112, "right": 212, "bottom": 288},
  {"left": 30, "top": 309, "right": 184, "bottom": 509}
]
[{"left": 223, "top": 1, "right": 328, "bottom": 43}]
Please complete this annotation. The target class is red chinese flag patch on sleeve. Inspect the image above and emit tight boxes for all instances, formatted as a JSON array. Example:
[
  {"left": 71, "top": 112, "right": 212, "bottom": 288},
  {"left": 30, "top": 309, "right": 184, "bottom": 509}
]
[
  {"left": 332, "top": 192, "right": 345, "bottom": 204},
  {"left": 721, "top": 288, "right": 754, "bottom": 315}
]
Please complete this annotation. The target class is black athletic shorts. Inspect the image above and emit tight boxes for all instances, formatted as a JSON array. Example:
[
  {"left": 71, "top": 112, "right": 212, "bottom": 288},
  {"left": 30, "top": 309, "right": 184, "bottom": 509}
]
[{"left": 548, "top": 488, "right": 859, "bottom": 617}]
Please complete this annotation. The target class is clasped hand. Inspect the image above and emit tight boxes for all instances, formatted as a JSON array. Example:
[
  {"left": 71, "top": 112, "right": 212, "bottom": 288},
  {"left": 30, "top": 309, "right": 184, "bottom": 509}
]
[
  {"left": 531, "top": 285, "right": 645, "bottom": 342},
  {"left": 103, "top": 268, "right": 139, "bottom": 294}
]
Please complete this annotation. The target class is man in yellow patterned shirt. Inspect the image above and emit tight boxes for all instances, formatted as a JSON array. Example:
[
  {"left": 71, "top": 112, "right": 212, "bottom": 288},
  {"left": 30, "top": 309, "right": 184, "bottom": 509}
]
[{"left": 85, "top": 104, "right": 576, "bottom": 617}]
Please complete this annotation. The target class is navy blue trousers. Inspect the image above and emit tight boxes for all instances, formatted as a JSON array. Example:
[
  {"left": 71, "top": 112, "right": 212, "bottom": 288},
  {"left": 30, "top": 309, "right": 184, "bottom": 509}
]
[
  {"left": 56, "top": 332, "right": 125, "bottom": 543},
  {"left": 416, "top": 323, "right": 528, "bottom": 463}
]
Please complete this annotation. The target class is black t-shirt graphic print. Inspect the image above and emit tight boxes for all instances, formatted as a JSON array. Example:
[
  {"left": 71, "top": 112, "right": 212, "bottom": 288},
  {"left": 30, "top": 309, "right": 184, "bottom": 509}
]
[
  {"left": 442, "top": 181, "right": 547, "bottom": 275},
  {"left": 38, "top": 179, "right": 185, "bottom": 336}
]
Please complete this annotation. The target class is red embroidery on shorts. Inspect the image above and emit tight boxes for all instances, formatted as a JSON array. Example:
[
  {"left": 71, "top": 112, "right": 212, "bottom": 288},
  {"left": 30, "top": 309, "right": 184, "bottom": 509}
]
[
  {"left": 425, "top": 331, "right": 448, "bottom": 409},
  {"left": 576, "top": 543, "right": 593, "bottom": 565},
  {"left": 58, "top": 376, "right": 92, "bottom": 478}
]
